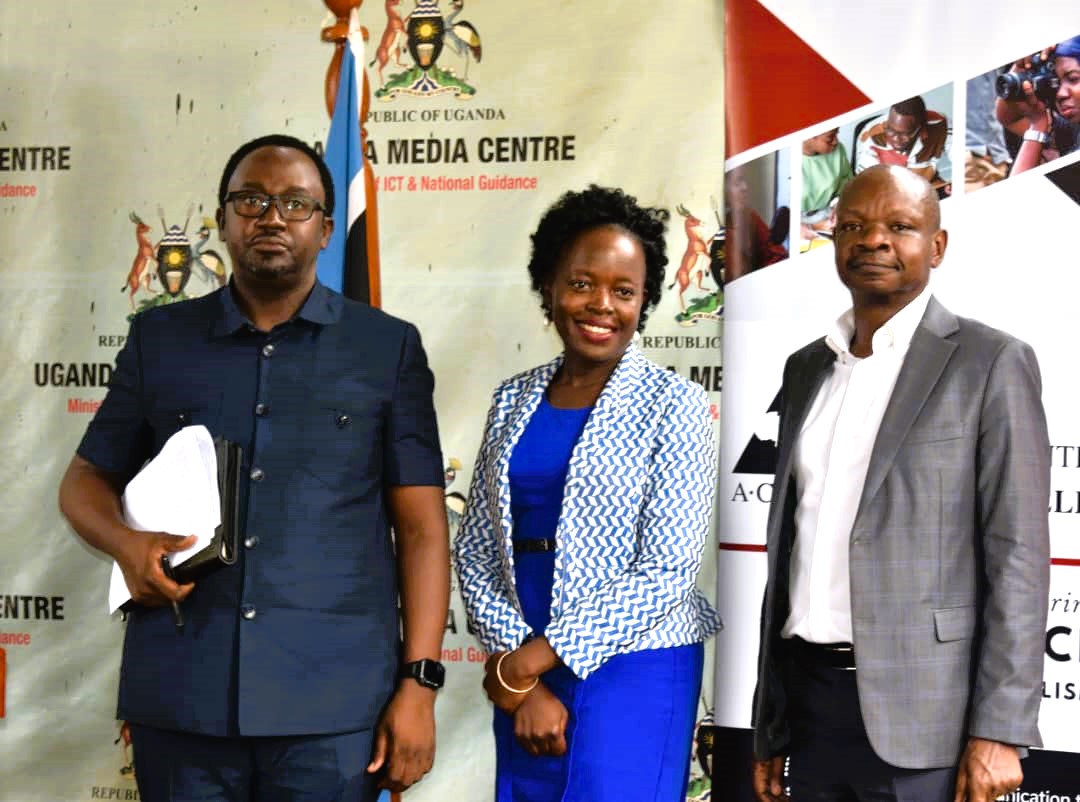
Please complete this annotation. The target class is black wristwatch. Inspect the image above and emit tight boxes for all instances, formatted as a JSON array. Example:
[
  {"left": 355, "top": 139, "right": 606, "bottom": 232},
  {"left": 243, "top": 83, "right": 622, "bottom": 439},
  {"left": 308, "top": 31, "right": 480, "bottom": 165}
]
[{"left": 400, "top": 658, "right": 445, "bottom": 690}]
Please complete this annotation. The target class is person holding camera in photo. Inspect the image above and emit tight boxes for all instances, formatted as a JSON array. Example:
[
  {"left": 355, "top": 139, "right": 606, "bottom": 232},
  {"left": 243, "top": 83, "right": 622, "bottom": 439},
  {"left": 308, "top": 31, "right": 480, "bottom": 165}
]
[{"left": 995, "top": 36, "right": 1080, "bottom": 176}]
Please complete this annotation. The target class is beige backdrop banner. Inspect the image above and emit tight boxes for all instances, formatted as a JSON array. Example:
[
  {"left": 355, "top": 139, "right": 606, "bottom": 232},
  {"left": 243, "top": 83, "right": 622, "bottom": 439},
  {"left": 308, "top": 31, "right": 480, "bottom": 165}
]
[{"left": 0, "top": 2, "right": 723, "bottom": 799}]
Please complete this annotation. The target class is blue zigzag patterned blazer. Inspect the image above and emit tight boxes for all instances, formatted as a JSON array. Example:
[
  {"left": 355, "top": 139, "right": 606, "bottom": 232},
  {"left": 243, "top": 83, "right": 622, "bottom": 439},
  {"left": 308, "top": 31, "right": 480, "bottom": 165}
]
[{"left": 454, "top": 344, "right": 721, "bottom": 679}]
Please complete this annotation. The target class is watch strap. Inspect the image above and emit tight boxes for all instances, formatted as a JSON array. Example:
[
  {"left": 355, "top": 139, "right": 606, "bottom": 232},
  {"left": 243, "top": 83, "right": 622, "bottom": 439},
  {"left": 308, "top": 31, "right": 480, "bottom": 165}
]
[
  {"left": 400, "top": 658, "right": 445, "bottom": 689},
  {"left": 1023, "top": 128, "right": 1050, "bottom": 145}
]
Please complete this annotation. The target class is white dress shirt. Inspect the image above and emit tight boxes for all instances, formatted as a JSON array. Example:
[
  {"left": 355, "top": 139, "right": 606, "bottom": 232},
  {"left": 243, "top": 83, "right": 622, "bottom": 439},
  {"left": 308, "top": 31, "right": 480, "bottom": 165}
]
[{"left": 782, "top": 290, "right": 932, "bottom": 644}]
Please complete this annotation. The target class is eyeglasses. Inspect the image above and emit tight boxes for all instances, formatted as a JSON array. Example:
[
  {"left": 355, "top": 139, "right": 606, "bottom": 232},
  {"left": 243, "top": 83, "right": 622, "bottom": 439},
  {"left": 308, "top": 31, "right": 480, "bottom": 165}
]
[
  {"left": 884, "top": 123, "right": 921, "bottom": 142},
  {"left": 225, "top": 191, "right": 327, "bottom": 222}
]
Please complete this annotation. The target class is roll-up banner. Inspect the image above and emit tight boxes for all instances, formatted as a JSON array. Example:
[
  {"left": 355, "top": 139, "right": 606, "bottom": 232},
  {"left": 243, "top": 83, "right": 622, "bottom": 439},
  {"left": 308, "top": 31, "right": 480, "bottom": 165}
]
[{"left": 714, "top": 2, "right": 1080, "bottom": 799}]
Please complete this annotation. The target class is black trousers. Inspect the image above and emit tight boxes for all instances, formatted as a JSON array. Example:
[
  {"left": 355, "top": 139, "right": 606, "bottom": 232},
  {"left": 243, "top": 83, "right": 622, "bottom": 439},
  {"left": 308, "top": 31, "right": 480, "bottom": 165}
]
[
  {"left": 129, "top": 723, "right": 382, "bottom": 802},
  {"left": 782, "top": 639, "right": 956, "bottom": 802}
]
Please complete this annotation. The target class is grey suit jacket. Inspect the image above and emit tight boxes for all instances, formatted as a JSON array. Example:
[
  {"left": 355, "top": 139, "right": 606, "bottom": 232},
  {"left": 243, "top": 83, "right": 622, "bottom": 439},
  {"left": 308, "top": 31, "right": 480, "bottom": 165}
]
[{"left": 752, "top": 296, "right": 1051, "bottom": 769}]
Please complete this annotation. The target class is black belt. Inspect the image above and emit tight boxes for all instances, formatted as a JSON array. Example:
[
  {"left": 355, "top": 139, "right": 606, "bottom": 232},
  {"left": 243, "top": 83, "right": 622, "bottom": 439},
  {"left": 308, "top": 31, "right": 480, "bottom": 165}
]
[
  {"left": 787, "top": 636, "right": 856, "bottom": 670},
  {"left": 513, "top": 538, "right": 557, "bottom": 554}
]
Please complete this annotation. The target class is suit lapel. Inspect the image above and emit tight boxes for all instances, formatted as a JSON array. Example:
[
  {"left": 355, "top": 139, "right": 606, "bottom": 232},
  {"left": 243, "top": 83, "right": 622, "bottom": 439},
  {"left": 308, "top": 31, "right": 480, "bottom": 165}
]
[
  {"left": 569, "top": 344, "right": 639, "bottom": 468},
  {"left": 766, "top": 340, "right": 834, "bottom": 564},
  {"left": 855, "top": 297, "right": 959, "bottom": 519},
  {"left": 494, "top": 356, "right": 560, "bottom": 467},
  {"left": 765, "top": 341, "right": 834, "bottom": 634},
  {"left": 490, "top": 355, "right": 561, "bottom": 554},
  {"left": 775, "top": 342, "right": 835, "bottom": 491}
]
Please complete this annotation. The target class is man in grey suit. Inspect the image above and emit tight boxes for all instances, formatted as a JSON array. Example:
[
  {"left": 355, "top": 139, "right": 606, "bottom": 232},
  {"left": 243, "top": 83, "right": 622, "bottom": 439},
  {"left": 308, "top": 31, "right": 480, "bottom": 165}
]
[{"left": 751, "top": 165, "right": 1050, "bottom": 802}]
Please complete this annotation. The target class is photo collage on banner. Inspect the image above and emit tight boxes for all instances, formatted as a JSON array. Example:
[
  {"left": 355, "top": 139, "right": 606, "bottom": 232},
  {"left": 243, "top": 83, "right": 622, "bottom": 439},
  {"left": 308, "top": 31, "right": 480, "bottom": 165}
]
[
  {"left": 715, "top": 1, "right": 1080, "bottom": 799},
  {"left": 0, "top": 2, "right": 723, "bottom": 801}
]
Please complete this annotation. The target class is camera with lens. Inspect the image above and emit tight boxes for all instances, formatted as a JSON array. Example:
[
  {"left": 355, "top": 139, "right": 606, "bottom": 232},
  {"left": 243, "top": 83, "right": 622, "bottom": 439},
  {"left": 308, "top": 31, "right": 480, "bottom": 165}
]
[{"left": 996, "top": 52, "right": 1060, "bottom": 105}]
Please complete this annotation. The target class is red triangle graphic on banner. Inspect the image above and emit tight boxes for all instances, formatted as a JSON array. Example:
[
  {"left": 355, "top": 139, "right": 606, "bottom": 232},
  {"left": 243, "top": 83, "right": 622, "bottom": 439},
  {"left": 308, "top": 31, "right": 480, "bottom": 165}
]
[{"left": 726, "top": 0, "right": 871, "bottom": 158}]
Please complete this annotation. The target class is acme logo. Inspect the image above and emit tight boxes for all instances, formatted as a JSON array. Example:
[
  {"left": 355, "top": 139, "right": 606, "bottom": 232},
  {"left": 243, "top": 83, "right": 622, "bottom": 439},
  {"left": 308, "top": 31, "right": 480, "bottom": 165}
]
[{"left": 733, "top": 388, "right": 781, "bottom": 475}]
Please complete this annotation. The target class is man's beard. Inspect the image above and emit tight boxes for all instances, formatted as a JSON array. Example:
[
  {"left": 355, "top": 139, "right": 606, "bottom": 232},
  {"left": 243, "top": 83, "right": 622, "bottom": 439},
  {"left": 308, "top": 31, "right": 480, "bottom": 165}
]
[{"left": 239, "top": 255, "right": 299, "bottom": 281}]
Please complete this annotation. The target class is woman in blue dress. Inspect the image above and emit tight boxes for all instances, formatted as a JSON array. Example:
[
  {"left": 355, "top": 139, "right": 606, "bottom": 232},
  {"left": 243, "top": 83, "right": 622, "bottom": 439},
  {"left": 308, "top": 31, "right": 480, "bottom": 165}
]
[{"left": 453, "top": 186, "right": 721, "bottom": 801}]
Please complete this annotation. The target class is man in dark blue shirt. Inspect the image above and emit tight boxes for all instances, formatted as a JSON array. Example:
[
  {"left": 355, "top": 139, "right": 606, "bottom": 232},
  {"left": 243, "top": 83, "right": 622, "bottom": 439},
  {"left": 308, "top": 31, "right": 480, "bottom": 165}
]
[{"left": 59, "top": 134, "right": 450, "bottom": 802}]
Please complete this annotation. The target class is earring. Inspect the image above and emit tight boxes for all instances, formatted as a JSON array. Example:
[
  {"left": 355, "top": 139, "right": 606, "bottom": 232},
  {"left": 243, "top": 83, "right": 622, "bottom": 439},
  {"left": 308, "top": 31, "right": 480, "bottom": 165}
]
[
  {"left": 632, "top": 330, "right": 641, "bottom": 344},
  {"left": 543, "top": 316, "right": 552, "bottom": 328}
]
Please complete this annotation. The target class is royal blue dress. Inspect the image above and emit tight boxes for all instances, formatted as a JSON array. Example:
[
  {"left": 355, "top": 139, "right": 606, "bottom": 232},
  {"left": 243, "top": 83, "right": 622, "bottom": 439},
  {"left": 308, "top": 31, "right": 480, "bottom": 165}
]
[{"left": 495, "top": 395, "right": 704, "bottom": 802}]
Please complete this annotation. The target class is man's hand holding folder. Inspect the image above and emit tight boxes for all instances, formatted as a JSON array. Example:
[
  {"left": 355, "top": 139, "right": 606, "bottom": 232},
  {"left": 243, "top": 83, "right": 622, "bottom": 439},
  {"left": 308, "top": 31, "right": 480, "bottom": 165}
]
[
  {"left": 68, "top": 424, "right": 243, "bottom": 619},
  {"left": 100, "top": 425, "right": 220, "bottom": 616},
  {"left": 113, "top": 529, "right": 196, "bottom": 609}
]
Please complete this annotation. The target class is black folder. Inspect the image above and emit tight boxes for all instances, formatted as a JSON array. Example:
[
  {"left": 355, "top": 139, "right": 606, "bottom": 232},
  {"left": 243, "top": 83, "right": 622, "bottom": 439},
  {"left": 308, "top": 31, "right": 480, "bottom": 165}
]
[{"left": 170, "top": 436, "right": 243, "bottom": 584}]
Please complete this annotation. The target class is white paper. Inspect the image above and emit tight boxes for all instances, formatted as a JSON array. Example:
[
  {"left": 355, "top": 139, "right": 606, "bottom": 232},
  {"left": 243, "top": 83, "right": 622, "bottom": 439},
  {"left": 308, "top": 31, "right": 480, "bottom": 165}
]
[{"left": 109, "top": 425, "right": 221, "bottom": 613}]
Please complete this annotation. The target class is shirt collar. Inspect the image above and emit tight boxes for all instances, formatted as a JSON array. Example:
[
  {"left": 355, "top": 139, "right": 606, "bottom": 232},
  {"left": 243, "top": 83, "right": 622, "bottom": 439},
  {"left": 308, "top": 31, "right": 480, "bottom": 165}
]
[
  {"left": 212, "top": 278, "right": 343, "bottom": 337},
  {"left": 825, "top": 288, "right": 932, "bottom": 361},
  {"left": 294, "top": 279, "right": 343, "bottom": 325}
]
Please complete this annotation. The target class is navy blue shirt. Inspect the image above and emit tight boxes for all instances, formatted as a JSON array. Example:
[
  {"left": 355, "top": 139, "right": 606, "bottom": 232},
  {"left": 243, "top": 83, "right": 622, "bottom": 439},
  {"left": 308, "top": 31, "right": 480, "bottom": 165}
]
[{"left": 79, "top": 281, "right": 444, "bottom": 736}]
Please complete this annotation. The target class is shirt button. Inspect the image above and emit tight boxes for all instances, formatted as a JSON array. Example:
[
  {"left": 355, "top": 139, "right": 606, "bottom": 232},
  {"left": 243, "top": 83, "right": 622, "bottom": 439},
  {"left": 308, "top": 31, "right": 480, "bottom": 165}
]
[
  {"left": 250, "top": 467, "right": 265, "bottom": 482},
  {"left": 336, "top": 413, "right": 351, "bottom": 428},
  {"left": 244, "top": 535, "right": 260, "bottom": 549},
  {"left": 177, "top": 411, "right": 190, "bottom": 425},
  {"left": 262, "top": 343, "right": 275, "bottom": 358},
  {"left": 240, "top": 604, "right": 257, "bottom": 620},
  {"left": 254, "top": 403, "right": 269, "bottom": 417}
]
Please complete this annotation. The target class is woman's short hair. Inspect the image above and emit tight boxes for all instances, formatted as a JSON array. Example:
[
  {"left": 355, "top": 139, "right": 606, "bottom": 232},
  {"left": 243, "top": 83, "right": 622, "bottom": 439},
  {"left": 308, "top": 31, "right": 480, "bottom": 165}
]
[{"left": 527, "top": 185, "right": 670, "bottom": 331}]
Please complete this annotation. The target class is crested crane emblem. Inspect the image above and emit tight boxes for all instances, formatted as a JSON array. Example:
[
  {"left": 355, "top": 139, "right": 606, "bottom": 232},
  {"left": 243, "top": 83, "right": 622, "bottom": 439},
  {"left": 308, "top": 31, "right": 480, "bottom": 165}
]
[
  {"left": 371, "top": 0, "right": 483, "bottom": 100},
  {"left": 121, "top": 207, "right": 229, "bottom": 321}
]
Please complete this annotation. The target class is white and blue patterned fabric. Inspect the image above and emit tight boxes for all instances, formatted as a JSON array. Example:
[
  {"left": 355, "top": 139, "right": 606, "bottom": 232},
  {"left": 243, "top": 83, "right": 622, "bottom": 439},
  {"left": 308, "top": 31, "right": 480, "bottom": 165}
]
[{"left": 453, "top": 344, "right": 721, "bottom": 679}]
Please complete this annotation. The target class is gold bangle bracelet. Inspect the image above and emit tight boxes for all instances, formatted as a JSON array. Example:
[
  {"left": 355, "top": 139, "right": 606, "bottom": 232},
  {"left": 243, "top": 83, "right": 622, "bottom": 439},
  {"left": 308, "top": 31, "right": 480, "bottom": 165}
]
[{"left": 495, "top": 651, "right": 539, "bottom": 694}]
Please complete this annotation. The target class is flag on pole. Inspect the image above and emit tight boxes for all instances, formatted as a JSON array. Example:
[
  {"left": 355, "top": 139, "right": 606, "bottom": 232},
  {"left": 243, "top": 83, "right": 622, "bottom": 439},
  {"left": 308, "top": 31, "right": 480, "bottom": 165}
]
[
  {"left": 316, "top": 21, "right": 374, "bottom": 304},
  {"left": 317, "top": 21, "right": 390, "bottom": 802}
]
